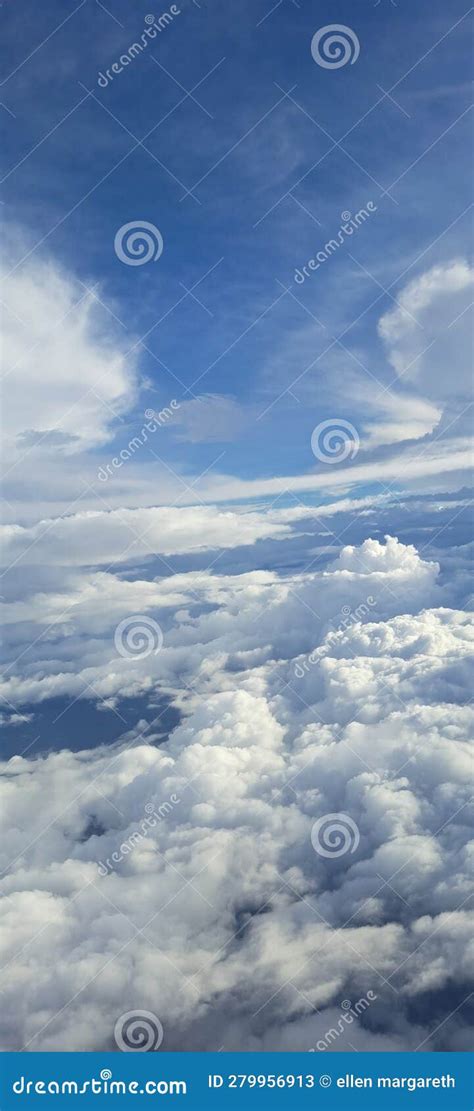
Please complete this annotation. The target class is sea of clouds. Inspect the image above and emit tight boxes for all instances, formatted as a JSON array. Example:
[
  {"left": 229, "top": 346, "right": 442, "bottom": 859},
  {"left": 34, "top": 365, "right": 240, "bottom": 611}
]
[{"left": 1, "top": 527, "right": 472, "bottom": 1052}]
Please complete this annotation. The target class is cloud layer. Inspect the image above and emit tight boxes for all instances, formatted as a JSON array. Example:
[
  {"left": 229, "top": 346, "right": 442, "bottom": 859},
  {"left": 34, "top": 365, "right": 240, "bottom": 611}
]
[{"left": 1, "top": 535, "right": 472, "bottom": 1052}]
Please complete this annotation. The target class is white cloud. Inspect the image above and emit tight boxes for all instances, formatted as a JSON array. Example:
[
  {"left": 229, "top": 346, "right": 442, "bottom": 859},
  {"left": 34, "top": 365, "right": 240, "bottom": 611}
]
[
  {"left": 377, "top": 259, "right": 474, "bottom": 401},
  {"left": 361, "top": 391, "right": 441, "bottom": 448},
  {"left": 0, "top": 504, "right": 293, "bottom": 569},
  {"left": 1, "top": 248, "right": 138, "bottom": 456},
  {"left": 192, "top": 440, "right": 472, "bottom": 502},
  {"left": 378, "top": 260, "right": 474, "bottom": 345}
]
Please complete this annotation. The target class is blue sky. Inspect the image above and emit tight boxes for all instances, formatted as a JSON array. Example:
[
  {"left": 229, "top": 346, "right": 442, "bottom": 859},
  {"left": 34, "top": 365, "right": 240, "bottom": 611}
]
[
  {"left": 0, "top": 0, "right": 473, "bottom": 1056},
  {"left": 1, "top": 0, "right": 473, "bottom": 507}
]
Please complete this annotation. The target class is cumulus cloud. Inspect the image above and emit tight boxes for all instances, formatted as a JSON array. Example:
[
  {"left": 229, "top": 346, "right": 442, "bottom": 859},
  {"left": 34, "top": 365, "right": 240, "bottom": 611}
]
[
  {"left": 0, "top": 535, "right": 444, "bottom": 709},
  {"left": 378, "top": 260, "right": 474, "bottom": 347},
  {"left": 377, "top": 259, "right": 474, "bottom": 403},
  {"left": 0, "top": 535, "right": 472, "bottom": 1052},
  {"left": 1, "top": 248, "right": 138, "bottom": 456}
]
